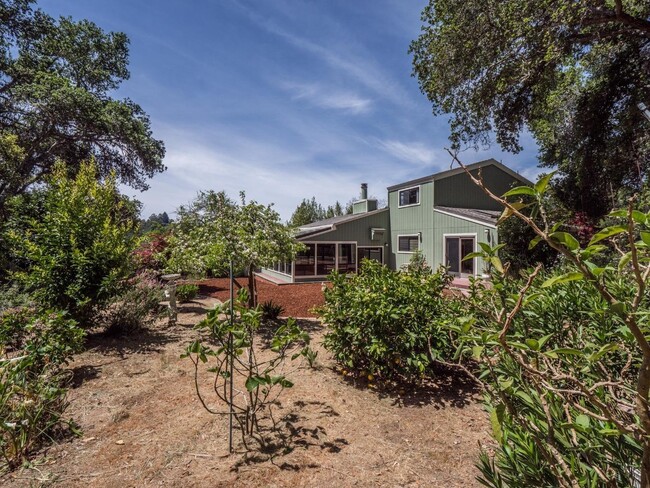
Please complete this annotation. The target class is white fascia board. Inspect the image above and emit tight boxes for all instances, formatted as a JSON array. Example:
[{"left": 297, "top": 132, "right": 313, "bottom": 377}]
[{"left": 434, "top": 208, "right": 497, "bottom": 229}]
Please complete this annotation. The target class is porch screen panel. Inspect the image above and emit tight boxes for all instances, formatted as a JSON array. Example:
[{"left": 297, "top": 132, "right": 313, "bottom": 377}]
[
  {"left": 295, "top": 244, "right": 315, "bottom": 276},
  {"left": 316, "top": 244, "right": 336, "bottom": 275},
  {"left": 337, "top": 244, "right": 357, "bottom": 273}
]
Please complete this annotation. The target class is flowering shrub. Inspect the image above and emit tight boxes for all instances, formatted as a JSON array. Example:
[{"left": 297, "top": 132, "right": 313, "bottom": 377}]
[
  {"left": 133, "top": 230, "right": 169, "bottom": 271},
  {"left": 100, "top": 271, "right": 166, "bottom": 335}
]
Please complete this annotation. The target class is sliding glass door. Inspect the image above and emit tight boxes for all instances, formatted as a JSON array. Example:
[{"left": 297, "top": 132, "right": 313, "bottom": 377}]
[{"left": 445, "top": 236, "right": 475, "bottom": 277}]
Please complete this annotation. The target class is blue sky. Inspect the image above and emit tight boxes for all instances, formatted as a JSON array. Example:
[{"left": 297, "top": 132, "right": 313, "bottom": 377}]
[{"left": 40, "top": 0, "right": 540, "bottom": 221}]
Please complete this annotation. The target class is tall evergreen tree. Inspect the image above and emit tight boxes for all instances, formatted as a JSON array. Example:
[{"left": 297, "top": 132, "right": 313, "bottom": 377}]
[{"left": 288, "top": 197, "right": 325, "bottom": 226}]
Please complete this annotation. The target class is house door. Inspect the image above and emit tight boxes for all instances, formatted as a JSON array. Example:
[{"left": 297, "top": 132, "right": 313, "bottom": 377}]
[{"left": 445, "top": 236, "right": 475, "bottom": 277}]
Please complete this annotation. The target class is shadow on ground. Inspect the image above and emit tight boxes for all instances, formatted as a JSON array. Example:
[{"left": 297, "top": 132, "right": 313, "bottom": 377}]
[
  {"left": 257, "top": 318, "right": 324, "bottom": 345},
  {"left": 69, "top": 364, "right": 102, "bottom": 388},
  {"left": 177, "top": 301, "right": 213, "bottom": 315},
  {"left": 84, "top": 326, "right": 182, "bottom": 358},
  {"left": 338, "top": 363, "right": 481, "bottom": 409},
  {"left": 230, "top": 399, "right": 347, "bottom": 472}
]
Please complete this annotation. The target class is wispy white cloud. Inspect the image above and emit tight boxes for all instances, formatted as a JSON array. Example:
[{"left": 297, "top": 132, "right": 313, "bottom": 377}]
[
  {"left": 374, "top": 139, "right": 447, "bottom": 169},
  {"left": 282, "top": 82, "right": 372, "bottom": 114},
  {"left": 130, "top": 124, "right": 391, "bottom": 220},
  {"left": 232, "top": 1, "right": 415, "bottom": 109}
]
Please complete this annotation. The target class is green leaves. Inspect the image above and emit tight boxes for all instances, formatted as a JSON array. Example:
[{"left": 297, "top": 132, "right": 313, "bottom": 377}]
[
  {"left": 640, "top": 232, "right": 650, "bottom": 248},
  {"left": 320, "top": 259, "right": 457, "bottom": 381},
  {"left": 533, "top": 172, "right": 555, "bottom": 195},
  {"left": 165, "top": 190, "right": 300, "bottom": 290},
  {"left": 490, "top": 403, "right": 506, "bottom": 444},
  {"left": 245, "top": 375, "right": 294, "bottom": 391},
  {"left": 184, "top": 292, "right": 308, "bottom": 446},
  {"left": 502, "top": 186, "right": 537, "bottom": 198},
  {"left": 541, "top": 272, "right": 583, "bottom": 288},
  {"left": 0, "top": 4, "right": 165, "bottom": 212},
  {"left": 588, "top": 226, "right": 626, "bottom": 246},
  {"left": 550, "top": 232, "right": 579, "bottom": 251},
  {"left": 7, "top": 161, "right": 137, "bottom": 325}
]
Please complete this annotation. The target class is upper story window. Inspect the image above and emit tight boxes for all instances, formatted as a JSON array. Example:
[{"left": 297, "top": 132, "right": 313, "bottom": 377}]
[{"left": 398, "top": 186, "right": 420, "bottom": 207}]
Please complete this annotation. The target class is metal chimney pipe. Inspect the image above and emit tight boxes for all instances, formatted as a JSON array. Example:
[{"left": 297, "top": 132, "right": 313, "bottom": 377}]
[{"left": 360, "top": 183, "right": 368, "bottom": 200}]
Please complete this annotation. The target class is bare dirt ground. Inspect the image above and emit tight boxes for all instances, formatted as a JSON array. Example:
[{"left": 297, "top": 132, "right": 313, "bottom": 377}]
[{"left": 3, "top": 297, "right": 494, "bottom": 487}]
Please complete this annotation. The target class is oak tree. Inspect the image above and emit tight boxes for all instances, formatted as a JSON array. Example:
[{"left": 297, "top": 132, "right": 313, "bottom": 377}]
[
  {"left": 411, "top": 0, "right": 650, "bottom": 218},
  {"left": 0, "top": 0, "right": 165, "bottom": 214}
]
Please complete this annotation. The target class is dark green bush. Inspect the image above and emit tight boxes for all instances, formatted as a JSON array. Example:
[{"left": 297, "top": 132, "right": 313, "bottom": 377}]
[
  {"left": 176, "top": 283, "right": 199, "bottom": 303},
  {"left": 261, "top": 299, "right": 285, "bottom": 321},
  {"left": 319, "top": 259, "right": 457, "bottom": 381}
]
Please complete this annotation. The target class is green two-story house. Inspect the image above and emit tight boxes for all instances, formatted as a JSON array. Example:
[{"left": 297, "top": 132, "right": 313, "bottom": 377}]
[{"left": 260, "top": 158, "right": 530, "bottom": 283}]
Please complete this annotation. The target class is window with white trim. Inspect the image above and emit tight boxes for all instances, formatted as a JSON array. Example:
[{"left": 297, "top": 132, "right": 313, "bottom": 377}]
[
  {"left": 398, "top": 187, "right": 419, "bottom": 207},
  {"left": 398, "top": 235, "right": 419, "bottom": 252}
]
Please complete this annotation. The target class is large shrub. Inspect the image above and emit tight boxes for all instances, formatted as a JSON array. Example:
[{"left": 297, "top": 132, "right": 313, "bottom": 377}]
[
  {"left": 453, "top": 162, "right": 650, "bottom": 486},
  {"left": 320, "top": 259, "right": 457, "bottom": 381},
  {"left": 460, "top": 274, "right": 642, "bottom": 487},
  {"left": 6, "top": 161, "right": 138, "bottom": 326}
]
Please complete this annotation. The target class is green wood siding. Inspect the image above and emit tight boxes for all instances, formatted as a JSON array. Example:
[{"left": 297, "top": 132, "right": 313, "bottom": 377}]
[
  {"left": 303, "top": 209, "right": 390, "bottom": 247},
  {"left": 433, "top": 211, "right": 497, "bottom": 275},
  {"left": 434, "top": 165, "right": 522, "bottom": 210},
  {"left": 388, "top": 181, "right": 434, "bottom": 269}
]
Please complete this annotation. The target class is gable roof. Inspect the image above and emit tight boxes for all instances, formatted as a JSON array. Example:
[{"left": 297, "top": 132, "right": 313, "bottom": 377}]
[
  {"left": 387, "top": 158, "right": 532, "bottom": 192},
  {"left": 294, "top": 207, "right": 388, "bottom": 239}
]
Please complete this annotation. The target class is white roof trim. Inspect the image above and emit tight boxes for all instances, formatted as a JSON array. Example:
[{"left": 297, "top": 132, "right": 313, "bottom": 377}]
[
  {"left": 297, "top": 224, "right": 332, "bottom": 233},
  {"left": 434, "top": 208, "right": 497, "bottom": 229},
  {"left": 297, "top": 225, "right": 338, "bottom": 240}
]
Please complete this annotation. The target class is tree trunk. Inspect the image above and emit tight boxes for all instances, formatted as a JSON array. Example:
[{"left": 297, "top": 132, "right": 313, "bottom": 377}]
[
  {"left": 638, "top": 355, "right": 650, "bottom": 487},
  {"left": 247, "top": 264, "right": 256, "bottom": 308},
  {"left": 641, "top": 442, "right": 650, "bottom": 488}
]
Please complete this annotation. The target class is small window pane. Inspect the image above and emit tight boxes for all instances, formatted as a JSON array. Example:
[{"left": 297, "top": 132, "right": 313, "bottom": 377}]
[
  {"left": 398, "top": 236, "right": 418, "bottom": 252},
  {"left": 461, "top": 238, "right": 474, "bottom": 274},
  {"left": 399, "top": 187, "right": 419, "bottom": 206},
  {"left": 358, "top": 247, "right": 383, "bottom": 264},
  {"left": 446, "top": 238, "right": 460, "bottom": 273}
]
